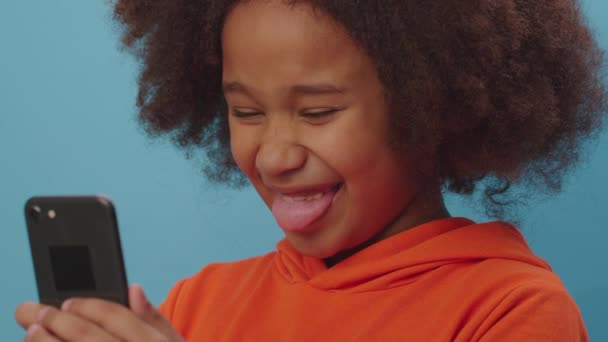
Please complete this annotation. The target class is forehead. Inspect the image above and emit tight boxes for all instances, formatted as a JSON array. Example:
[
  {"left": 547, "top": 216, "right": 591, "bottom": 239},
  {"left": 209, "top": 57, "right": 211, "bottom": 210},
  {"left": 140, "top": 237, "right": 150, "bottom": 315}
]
[{"left": 221, "top": 1, "right": 369, "bottom": 83}]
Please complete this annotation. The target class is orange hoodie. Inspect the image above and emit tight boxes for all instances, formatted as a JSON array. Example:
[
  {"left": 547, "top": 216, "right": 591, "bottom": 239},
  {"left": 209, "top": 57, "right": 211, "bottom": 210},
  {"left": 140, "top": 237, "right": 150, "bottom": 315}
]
[{"left": 160, "top": 218, "right": 588, "bottom": 341}]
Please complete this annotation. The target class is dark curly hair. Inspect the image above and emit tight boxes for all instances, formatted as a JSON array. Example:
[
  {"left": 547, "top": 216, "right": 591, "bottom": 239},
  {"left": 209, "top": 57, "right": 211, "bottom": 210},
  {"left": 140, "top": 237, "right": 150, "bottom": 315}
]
[{"left": 112, "top": 0, "right": 607, "bottom": 218}]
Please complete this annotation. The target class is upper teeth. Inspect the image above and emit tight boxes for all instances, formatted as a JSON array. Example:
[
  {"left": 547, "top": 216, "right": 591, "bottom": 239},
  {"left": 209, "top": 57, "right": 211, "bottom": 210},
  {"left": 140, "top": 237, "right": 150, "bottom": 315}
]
[{"left": 283, "top": 192, "right": 324, "bottom": 202}]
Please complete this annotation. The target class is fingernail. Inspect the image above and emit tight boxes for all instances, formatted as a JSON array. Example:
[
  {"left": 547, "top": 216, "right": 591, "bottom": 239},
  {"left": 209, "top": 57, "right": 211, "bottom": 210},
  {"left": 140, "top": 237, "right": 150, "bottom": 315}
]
[
  {"left": 61, "top": 299, "right": 72, "bottom": 310},
  {"left": 37, "top": 307, "right": 49, "bottom": 322},
  {"left": 141, "top": 288, "right": 150, "bottom": 305},
  {"left": 26, "top": 323, "right": 41, "bottom": 338},
  {"left": 134, "top": 284, "right": 151, "bottom": 306}
]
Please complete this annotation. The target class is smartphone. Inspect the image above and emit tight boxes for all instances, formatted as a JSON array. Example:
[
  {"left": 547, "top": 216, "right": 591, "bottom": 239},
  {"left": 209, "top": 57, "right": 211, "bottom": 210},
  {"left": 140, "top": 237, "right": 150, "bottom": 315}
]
[{"left": 24, "top": 195, "right": 129, "bottom": 308}]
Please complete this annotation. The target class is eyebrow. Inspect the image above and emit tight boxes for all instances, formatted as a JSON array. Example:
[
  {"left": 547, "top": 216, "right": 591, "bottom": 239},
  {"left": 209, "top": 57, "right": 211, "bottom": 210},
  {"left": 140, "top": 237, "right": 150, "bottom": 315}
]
[{"left": 222, "top": 81, "right": 347, "bottom": 96}]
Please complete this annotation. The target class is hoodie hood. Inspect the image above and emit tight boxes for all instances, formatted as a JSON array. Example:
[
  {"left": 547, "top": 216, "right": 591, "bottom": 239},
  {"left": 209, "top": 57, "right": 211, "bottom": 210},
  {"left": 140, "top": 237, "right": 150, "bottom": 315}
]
[{"left": 274, "top": 217, "right": 550, "bottom": 292}]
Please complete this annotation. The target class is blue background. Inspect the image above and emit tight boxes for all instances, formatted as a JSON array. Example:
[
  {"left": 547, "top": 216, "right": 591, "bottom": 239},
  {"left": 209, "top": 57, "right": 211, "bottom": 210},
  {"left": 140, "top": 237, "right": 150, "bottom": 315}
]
[{"left": 1, "top": 1, "right": 606, "bottom": 340}]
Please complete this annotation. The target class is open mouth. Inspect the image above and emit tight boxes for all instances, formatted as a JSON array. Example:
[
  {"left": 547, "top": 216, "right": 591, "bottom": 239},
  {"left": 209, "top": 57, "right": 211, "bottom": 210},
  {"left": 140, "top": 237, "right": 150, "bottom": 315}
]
[
  {"left": 272, "top": 182, "right": 343, "bottom": 232},
  {"left": 280, "top": 183, "right": 343, "bottom": 202}
]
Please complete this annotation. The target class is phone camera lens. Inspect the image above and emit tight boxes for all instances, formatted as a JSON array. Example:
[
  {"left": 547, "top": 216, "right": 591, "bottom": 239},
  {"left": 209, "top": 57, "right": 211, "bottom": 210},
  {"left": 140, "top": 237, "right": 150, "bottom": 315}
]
[{"left": 28, "top": 205, "right": 42, "bottom": 222}]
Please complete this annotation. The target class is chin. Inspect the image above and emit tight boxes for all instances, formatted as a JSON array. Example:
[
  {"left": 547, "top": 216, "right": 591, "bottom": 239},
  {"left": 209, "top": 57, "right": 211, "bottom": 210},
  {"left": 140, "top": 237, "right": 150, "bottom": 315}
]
[{"left": 286, "top": 234, "right": 349, "bottom": 259}]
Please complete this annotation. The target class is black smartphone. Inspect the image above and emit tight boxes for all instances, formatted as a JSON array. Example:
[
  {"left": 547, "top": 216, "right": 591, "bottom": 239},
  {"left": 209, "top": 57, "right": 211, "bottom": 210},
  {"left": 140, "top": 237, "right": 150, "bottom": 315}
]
[{"left": 24, "top": 195, "right": 129, "bottom": 308}]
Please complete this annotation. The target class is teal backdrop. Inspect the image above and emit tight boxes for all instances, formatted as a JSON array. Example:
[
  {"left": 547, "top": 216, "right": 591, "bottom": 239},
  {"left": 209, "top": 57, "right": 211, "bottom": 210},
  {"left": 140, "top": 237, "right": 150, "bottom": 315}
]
[{"left": 1, "top": 1, "right": 606, "bottom": 340}]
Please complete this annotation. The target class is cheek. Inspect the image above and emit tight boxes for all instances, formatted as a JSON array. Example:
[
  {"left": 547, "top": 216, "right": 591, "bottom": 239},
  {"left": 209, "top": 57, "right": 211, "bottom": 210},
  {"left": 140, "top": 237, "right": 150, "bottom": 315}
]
[
  {"left": 318, "top": 129, "right": 388, "bottom": 177},
  {"left": 303, "top": 120, "right": 368, "bottom": 165},
  {"left": 314, "top": 105, "right": 392, "bottom": 173},
  {"left": 229, "top": 123, "right": 275, "bottom": 208},
  {"left": 228, "top": 123, "right": 256, "bottom": 177}
]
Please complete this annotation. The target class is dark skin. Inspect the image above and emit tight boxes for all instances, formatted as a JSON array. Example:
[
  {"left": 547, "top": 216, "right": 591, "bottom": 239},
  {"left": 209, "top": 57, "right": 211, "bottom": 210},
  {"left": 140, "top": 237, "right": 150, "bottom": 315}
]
[
  {"left": 15, "top": 2, "right": 448, "bottom": 339},
  {"left": 224, "top": 1, "right": 449, "bottom": 263},
  {"left": 113, "top": 0, "right": 606, "bottom": 220},
  {"left": 16, "top": 0, "right": 607, "bottom": 339},
  {"left": 15, "top": 285, "right": 183, "bottom": 341},
  {"left": 324, "top": 188, "right": 450, "bottom": 267}
]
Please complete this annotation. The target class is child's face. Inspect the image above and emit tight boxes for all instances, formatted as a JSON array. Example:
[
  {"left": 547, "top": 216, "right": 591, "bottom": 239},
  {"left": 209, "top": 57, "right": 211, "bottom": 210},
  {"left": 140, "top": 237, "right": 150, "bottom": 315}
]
[{"left": 222, "top": 1, "right": 426, "bottom": 258}]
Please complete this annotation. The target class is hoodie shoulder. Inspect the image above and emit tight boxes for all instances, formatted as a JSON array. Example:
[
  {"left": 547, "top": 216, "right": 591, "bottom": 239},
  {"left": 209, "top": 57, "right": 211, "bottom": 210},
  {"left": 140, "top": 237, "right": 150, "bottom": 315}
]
[
  {"left": 158, "top": 252, "right": 277, "bottom": 334},
  {"left": 447, "top": 256, "right": 587, "bottom": 341},
  {"left": 473, "top": 277, "right": 588, "bottom": 341}
]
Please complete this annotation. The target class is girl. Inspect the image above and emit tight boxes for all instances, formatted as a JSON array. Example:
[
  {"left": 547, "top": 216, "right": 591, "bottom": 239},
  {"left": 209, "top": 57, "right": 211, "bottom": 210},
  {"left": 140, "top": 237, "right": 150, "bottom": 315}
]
[{"left": 16, "top": 0, "right": 606, "bottom": 340}]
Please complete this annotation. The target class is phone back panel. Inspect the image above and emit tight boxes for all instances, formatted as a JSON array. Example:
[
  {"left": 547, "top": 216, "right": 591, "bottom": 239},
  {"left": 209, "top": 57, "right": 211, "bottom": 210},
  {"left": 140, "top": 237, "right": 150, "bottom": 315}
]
[{"left": 25, "top": 196, "right": 128, "bottom": 307}]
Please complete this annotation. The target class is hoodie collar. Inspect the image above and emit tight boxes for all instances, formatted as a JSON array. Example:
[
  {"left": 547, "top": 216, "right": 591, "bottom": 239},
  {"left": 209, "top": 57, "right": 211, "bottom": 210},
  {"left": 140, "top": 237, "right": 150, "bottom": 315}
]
[{"left": 274, "top": 217, "right": 550, "bottom": 292}]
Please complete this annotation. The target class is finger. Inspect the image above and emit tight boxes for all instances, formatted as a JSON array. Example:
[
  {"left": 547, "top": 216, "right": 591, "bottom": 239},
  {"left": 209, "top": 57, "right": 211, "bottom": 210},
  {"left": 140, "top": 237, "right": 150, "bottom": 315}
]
[
  {"left": 62, "top": 297, "right": 166, "bottom": 341},
  {"left": 25, "top": 323, "right": 60, "bottom": 342},
  {"left": 37, "top": 306, "right": 119, "bottom": 342},
  {"left": 129, "top": 284, "right": 184, "bottom": 340},
  {"left": 15, "top": 302, "right": 47, "bottom": 330}
]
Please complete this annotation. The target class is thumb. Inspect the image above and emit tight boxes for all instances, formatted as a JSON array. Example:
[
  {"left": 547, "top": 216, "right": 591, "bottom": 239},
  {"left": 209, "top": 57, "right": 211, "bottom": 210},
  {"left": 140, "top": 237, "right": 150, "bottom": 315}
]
[
  {"left": 14, "top": 301, "right": 45, "bottom": 330},
  {"left": 129, "top": 284, "right": 183, "bottom": 340}
]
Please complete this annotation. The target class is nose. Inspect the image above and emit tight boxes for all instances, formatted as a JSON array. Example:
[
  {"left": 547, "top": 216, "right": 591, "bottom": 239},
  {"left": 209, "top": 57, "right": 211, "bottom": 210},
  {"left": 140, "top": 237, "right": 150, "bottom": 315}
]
[{"left": 255, "top": 131, "right": 307, "bottom": 178}]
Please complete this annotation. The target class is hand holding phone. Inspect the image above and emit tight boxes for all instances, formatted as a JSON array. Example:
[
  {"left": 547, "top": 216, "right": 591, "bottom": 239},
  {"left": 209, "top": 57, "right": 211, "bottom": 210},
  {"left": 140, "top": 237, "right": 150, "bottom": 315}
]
[
  {"left": 15, "top": 283, "right": 185, "bottom": 341},
  {"left": 18, "top": 198, "right": 185, "bottom": 340}
]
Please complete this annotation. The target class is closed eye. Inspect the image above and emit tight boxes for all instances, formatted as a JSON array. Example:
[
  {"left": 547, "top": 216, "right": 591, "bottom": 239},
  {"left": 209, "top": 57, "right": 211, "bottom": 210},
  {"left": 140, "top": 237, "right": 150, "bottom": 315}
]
[
  {"left": 232, "top": 109, "right": 263, "bottom": 118},
  {"left": 301, "top": 108, "right": 341, "bottom": 119}
]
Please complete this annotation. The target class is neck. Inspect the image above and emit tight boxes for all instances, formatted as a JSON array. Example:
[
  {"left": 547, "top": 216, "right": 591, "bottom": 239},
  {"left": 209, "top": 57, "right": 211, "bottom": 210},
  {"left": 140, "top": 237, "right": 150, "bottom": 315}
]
[{"left": 323, "top": 188, "right": 450, "bottom": 268}]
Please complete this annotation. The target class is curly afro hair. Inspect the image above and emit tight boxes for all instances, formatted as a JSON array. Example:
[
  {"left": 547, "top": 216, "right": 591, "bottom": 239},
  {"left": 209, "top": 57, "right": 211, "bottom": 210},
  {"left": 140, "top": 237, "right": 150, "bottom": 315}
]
[{"left": 113, "top": 0, "right": 607, "bottom": 218}]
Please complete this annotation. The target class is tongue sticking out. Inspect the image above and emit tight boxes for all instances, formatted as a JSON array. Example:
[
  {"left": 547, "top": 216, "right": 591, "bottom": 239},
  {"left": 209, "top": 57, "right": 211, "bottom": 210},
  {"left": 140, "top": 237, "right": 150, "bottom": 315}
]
[{"left": 272, "top": 187, "right": 338, "bottom": 232}]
